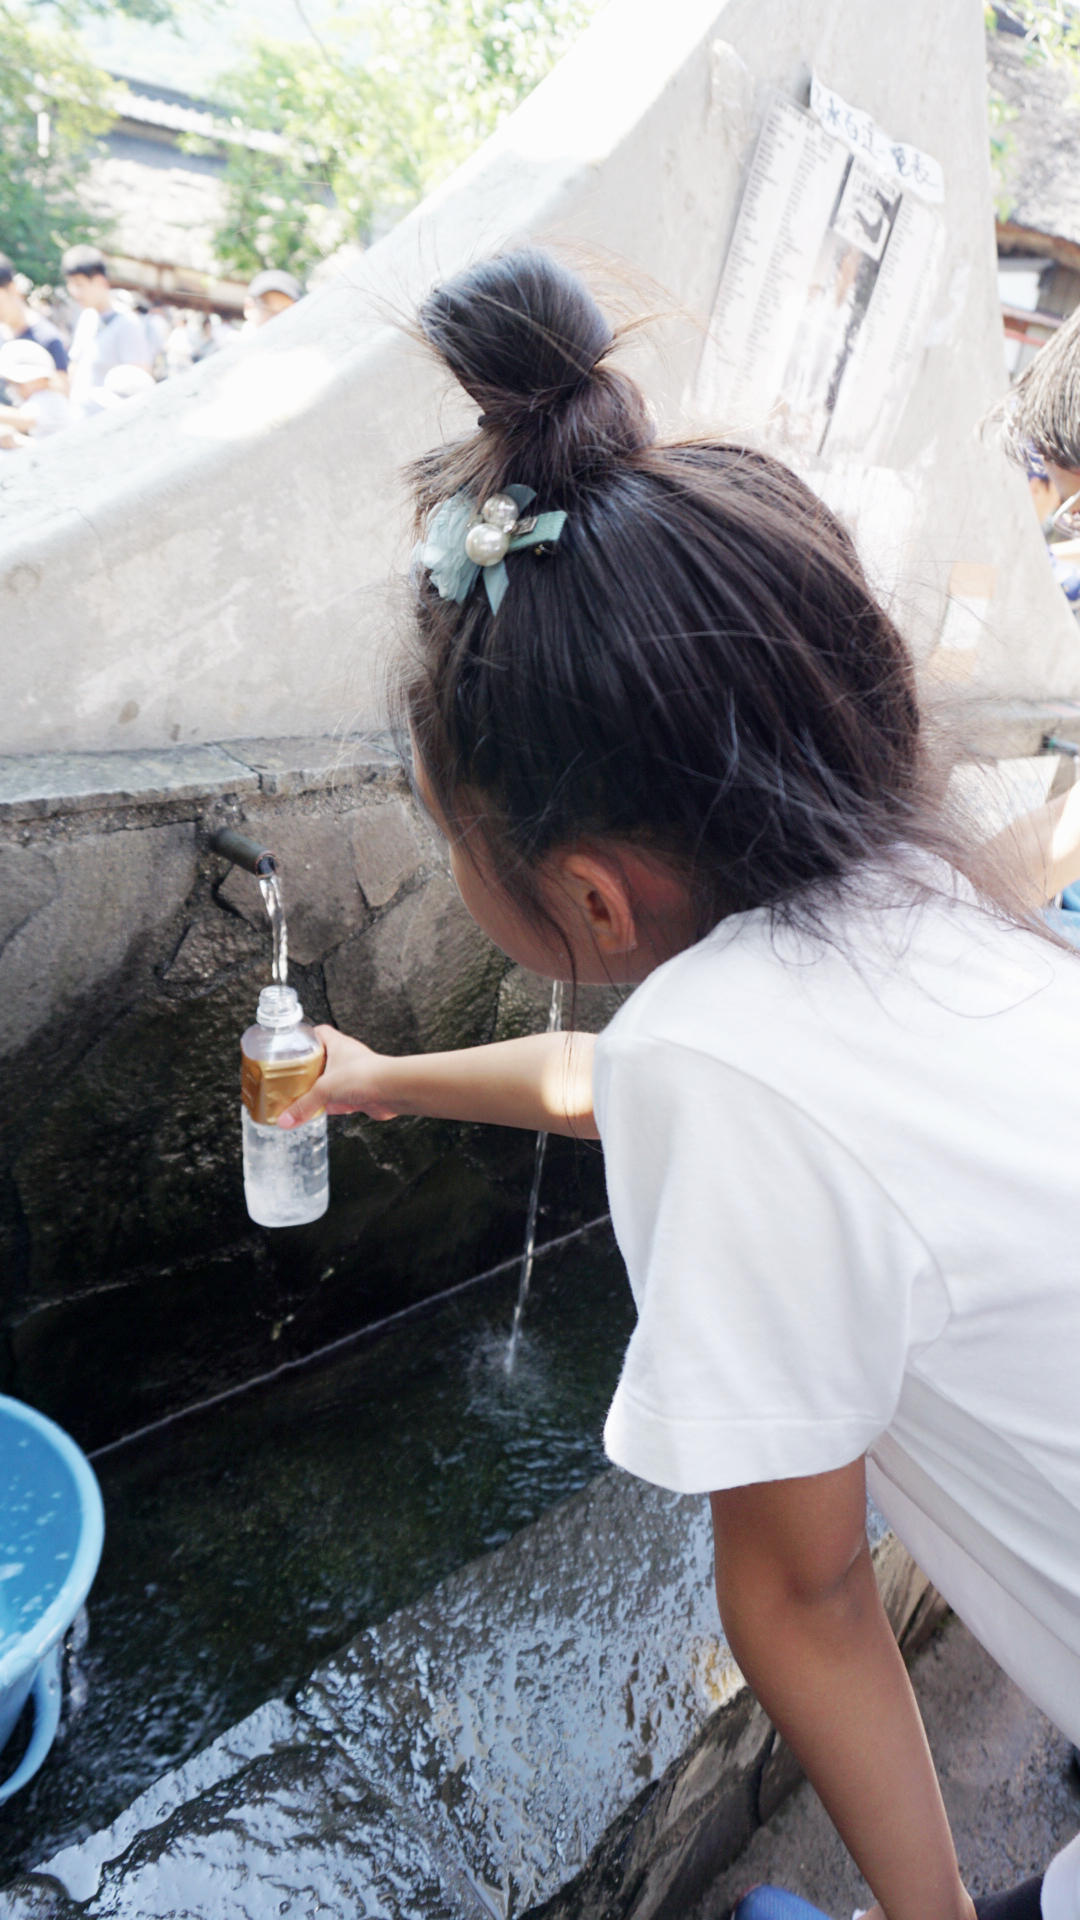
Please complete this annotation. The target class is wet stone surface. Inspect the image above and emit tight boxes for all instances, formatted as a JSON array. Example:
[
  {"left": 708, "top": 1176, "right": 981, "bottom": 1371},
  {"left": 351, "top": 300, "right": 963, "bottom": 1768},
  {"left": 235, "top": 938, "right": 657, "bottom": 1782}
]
[
  {"left": 1, "top": 1467, "right": 725, "bottom": 1920},
  {"left": 0, "top": 1405, "right": 933, "bottom": 1920},
  {"left": 0, "top": 1225, "right": 635, "bottom": 1888}
]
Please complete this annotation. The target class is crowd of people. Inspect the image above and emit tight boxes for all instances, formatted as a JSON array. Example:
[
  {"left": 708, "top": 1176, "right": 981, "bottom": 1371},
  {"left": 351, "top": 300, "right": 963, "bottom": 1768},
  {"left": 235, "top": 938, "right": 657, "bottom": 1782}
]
[{"left": 0, "top": 246, "right": 305, "bottom": 450}]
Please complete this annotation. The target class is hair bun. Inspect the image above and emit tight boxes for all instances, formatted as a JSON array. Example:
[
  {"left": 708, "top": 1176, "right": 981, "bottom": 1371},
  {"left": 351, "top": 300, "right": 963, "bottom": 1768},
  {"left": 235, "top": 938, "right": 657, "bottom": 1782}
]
[{"left": 418, "top": 249, "right": 653, "bottom": 492}]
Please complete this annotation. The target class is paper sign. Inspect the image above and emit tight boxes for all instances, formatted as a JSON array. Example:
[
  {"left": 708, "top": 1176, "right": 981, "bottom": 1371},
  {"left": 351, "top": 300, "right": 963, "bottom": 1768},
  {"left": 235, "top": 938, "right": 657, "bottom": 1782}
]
[
  {"left": 696, "top": 91, "right": 945, "bottom": 462},
  {"left": 809, "top": 73, "right": 945, "bottom": 204}
]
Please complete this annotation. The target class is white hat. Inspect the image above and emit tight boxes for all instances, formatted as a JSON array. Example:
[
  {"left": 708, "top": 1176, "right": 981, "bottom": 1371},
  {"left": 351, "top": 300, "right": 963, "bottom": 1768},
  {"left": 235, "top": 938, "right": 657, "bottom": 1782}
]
[
  {"left": 85, "top": 364, "right": 156, "bottom": 412},
  {"left": 0, "top": 339, "right": 55, "bottom": 384}
]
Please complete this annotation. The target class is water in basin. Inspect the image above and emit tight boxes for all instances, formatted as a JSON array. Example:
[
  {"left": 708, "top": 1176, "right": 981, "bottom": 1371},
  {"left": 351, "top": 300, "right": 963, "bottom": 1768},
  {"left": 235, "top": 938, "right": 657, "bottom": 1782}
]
[{"left": 0, "top": 1220, "right": 632, "bottom": 1883}]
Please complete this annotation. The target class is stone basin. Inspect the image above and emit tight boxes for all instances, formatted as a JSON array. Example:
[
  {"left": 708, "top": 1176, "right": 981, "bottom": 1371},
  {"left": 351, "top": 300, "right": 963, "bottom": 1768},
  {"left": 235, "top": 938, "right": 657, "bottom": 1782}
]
[{"left": 0, "top": 1467, "right": 939, "bottom": 1920}]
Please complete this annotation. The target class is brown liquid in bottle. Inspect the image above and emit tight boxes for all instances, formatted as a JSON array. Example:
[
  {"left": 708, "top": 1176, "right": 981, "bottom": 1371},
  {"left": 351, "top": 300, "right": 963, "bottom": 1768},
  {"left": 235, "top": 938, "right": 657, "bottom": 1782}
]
[{"left": 241, "top": 1045, "right": 325, "bottom": 1126}]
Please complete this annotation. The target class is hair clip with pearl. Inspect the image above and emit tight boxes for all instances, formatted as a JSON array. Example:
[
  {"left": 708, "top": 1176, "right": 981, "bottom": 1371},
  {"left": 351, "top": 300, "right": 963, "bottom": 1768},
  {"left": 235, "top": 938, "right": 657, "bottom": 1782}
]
[{"left": 415, "top": 485, "right": 567, "bottom": 613}]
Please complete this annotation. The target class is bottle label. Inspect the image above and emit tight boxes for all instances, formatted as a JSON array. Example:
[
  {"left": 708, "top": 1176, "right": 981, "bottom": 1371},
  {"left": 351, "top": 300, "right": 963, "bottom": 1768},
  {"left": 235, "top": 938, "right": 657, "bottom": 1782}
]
[{"left": 241, "top": 1046, "right": 325, "bottom": 1124}]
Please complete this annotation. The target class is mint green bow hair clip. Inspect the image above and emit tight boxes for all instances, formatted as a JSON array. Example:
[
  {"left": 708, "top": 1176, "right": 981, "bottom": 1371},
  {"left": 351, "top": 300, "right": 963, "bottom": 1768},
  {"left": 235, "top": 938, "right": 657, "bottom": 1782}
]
[{"left": 415, "top": 484, "right": 568, "bottom": 614}]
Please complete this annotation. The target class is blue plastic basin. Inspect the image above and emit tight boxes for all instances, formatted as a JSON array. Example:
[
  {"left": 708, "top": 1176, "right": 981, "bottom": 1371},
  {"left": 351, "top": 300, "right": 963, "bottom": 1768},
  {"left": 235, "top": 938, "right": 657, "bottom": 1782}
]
[{"left": 0, "top": 1396, "right": 104, "bottom": 1800}]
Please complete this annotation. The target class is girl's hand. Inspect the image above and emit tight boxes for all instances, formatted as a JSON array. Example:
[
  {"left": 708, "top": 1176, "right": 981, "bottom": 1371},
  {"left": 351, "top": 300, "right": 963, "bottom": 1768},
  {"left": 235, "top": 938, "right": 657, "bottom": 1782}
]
[{"left": 277, "top": 1027, "right": 402, "bottom": 1128}]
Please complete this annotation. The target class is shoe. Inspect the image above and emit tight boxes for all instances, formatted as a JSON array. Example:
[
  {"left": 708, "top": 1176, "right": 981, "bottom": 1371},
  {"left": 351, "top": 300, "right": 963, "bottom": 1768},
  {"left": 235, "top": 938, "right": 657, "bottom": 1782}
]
[{"left": 733, "top": 1890, "right": 832, "bottom": 1920}]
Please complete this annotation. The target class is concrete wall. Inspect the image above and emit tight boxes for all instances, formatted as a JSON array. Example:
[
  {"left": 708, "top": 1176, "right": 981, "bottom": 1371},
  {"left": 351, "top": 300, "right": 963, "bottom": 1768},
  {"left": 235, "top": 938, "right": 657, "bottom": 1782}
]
[
  {"left": 0, "top": 0, "right": 1075, "bottom": 757},
  {"left": 0, "top": 740, "right": 619, "bottom": 1451}
]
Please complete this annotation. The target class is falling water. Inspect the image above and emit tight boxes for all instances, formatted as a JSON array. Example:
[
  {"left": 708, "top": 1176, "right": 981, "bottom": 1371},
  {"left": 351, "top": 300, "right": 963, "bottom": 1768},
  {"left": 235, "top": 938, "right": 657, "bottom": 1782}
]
[
  {"left": 258, "top": 872, "right": 289, "bottom": 984},
  {"left": 505, "top": 978, "right": 564, "bottom": 1376}
]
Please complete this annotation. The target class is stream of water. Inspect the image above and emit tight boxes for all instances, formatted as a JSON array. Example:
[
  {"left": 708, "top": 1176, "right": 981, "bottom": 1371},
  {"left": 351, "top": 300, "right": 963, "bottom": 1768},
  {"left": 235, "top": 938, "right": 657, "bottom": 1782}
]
[
  {"left": 258, "top": 871, "right": 288, "bottom": 983},
  {"left": 505, "top": 979, "right": 564, "bottom": 1376}
]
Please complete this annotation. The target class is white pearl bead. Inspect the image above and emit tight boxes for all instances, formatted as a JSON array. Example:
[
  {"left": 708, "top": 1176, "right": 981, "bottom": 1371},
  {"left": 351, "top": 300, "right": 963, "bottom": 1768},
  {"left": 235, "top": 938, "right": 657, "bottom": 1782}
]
[
  {"left": 481, "top": 492, "right": 520, "bottom": 533},
  {"left": 465, "top": 522, "right": 511, "bottom": 566}
]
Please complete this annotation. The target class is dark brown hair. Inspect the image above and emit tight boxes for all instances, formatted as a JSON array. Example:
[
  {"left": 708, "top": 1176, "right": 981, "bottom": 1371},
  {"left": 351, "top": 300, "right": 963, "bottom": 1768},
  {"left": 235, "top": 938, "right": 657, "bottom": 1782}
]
[{"left": 400, "top": 250, "right": 999, "bottom": 942}]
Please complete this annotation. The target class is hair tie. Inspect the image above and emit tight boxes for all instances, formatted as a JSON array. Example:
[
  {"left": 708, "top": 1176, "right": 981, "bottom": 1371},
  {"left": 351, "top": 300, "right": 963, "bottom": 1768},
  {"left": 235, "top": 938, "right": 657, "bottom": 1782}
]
[{"left": 414, "top": 485, "right": 567, "bottom": 614}]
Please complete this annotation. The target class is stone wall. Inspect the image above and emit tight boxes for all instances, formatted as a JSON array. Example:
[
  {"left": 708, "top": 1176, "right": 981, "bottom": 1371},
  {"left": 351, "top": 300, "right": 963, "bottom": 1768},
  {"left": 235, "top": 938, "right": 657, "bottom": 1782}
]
[{"left": 0, "top": 740, "right": 618, "bottom": 1451}]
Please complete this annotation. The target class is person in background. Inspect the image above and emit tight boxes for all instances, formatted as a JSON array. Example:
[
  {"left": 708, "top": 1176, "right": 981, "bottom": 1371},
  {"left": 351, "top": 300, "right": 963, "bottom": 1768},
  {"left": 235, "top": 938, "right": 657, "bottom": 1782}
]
[
  {"left": 61, "top": 246, "right": 153, "bottom": 421},
  {"left": 0, "top": 338, "right": 71, "bottom": 445},
  {"left": 0, "top": 254, "right": 68, "bottom": 386},
  {"left": 81, "top": 363, "right": 156, "bottom": 418},
  {"left": 242, "top": 269, "right": 304, "bottom": 332},
  {"left": 1001, "top": 301, "right": 1080, "bottom": 571}
]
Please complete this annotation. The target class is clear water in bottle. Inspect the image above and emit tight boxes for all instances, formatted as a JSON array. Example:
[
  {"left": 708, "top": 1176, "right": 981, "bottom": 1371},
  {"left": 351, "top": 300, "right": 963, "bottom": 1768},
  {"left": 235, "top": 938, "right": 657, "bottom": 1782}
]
[{"left": 241, "top": 985, "right": 329, "bottom": 1227}]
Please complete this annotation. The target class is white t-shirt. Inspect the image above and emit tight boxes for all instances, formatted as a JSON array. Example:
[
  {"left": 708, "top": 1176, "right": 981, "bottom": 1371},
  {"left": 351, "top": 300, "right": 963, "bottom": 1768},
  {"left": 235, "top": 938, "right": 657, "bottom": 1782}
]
[
  {"left": 595, "top": 864, "right": 1080, "bottom": 1742},
  {"left": 69, "top": 306, "right": 152, "bottom": 416}
]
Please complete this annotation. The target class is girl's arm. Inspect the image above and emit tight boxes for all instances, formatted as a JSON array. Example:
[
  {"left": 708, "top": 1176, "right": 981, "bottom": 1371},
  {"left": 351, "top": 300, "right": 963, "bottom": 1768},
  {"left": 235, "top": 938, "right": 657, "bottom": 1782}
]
[
  {"left": 711, "top": 1458, "right": 973, "bottom": 1920},
  {"left": 278, "top": 1026, "right": 598, "bottom": 1137}
]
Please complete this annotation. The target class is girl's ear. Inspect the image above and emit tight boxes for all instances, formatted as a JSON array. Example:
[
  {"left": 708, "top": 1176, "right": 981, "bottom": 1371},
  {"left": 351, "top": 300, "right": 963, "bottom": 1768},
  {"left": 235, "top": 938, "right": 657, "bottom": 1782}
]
[{"left": 553, "top": 853, "right": 639, "bottom": 957}]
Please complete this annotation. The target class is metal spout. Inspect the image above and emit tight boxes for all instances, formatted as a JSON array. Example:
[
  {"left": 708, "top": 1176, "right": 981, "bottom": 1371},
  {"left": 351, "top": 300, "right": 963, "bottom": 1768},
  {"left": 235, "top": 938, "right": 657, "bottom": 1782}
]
[{"left": 209, "top": 827, "right": 277, "bottom": 876}]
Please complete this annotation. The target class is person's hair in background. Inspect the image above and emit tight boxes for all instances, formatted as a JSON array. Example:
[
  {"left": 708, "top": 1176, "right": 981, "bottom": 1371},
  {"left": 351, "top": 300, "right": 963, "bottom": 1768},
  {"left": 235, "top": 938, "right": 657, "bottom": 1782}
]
[
  {"left": 0, "top": 253, "right": 14, "bottom": 289},
  {"left": 998, "top": 300, "right": 1080, "bottom": 478},
  {"left": 402, "top": 249, "right": 1002, "bottom": 955},
  {"left": 243, "top": 269, "right": 304, "bottom": 330},
  {"left": 995, "top": 299, "right": 1080, "bottom": 545},
  {"left": 61, "top": 245, "right": 110, "bottom": 289}
]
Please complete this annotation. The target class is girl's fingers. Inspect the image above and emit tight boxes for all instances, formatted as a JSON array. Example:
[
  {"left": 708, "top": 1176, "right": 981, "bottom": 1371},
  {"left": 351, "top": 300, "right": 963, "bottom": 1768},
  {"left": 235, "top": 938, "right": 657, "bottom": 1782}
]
[
  {"left": 277, "top": 1081, "right": 327, "bottom": 1129},
  {"left": 274, "top": 1031, "right": 401, "bottom": 1125}
]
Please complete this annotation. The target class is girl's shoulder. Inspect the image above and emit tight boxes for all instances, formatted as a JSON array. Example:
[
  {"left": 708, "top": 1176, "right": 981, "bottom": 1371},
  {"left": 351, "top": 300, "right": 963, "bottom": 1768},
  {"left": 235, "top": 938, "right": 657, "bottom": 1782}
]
[{"left": 601, "top": 873, "right": 1075, "bottom": 1078}]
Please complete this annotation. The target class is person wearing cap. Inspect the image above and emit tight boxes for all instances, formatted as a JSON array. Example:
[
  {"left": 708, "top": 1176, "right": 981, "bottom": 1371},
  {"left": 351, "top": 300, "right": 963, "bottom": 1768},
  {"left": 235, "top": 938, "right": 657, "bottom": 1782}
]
[
  {"left": 62, "top": 245, "right": 154, "bottom": 421},
  {"left": 0, "top": 338, "right": 72, "bottom": 446},
  {"left": 0, "top": 254, "right": 69, "bottom": 385},
  {"left": 242, "top": 269, "right": 304, "bottom": 332}
]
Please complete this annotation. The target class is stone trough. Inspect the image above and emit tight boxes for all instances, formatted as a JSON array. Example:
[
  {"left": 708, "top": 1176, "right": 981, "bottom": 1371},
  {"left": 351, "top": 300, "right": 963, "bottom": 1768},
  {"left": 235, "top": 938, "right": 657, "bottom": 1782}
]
[{"left": 0, "top": 1471, "right": 943, "bottom": 1920}]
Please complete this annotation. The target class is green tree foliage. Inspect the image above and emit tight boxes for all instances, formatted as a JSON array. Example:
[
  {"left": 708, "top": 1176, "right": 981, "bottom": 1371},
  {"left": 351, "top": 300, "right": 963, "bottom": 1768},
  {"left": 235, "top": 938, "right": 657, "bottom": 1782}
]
[
  {"left": 212, "top": 0, "right": 602, "bottom": 279},
  {"left": 0, "top": 0, "right": 185, "bottom": 285},
  {"left": 1001, "top": 0, "right": 1080, "bottom": 77},
  {"left": 0, "top": 2, "right": 119, "bottom": 283},
  {"left": 986, "top": 3, "right": 1080, "bottom": 220}
]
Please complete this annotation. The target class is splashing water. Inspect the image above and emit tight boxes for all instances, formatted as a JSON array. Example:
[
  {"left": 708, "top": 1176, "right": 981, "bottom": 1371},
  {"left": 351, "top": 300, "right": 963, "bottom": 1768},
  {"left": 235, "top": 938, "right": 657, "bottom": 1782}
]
[
  {"left": 505, "top": 979, "right": 564, "bottom": 1376},
  {"left": 258, "top": 871, "right": 288, "bottom": 984}
]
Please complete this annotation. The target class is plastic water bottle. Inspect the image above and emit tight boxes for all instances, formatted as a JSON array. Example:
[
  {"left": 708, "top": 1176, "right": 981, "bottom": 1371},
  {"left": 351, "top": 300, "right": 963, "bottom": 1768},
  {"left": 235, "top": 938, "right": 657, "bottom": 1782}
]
[{"left": 241, "top": 985, "right": 329, "bottom": 1227}]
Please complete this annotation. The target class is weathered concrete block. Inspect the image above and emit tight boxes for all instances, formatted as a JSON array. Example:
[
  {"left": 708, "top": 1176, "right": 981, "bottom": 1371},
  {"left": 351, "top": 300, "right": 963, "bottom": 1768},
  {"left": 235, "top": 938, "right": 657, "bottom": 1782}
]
[
  {"left": 349, "top": 797, "right": 423, "bottom": 908},
  {"left": 557, "top": 1691, "right": 774, "bottom": 1920},
  {"left": 217, "top": 809, "right": 371, "bottom": 966},
  {"left": 325, "top": 875, "right": 507, "bottom": 1057},
  {"left": 0, "top": 746, "right": 258, "bottom": 822},
  {"left": 217, "top": 733, "right": 396, "bottom": 797},
  {"left": 0, "top": 825, "right": 196, "bottom": 1056},
  {"left": 0, "top": 845, "right": 57, "bottom": 948},
  {"left": 161, "top": 911, "right": 266, "bottom": 990}
]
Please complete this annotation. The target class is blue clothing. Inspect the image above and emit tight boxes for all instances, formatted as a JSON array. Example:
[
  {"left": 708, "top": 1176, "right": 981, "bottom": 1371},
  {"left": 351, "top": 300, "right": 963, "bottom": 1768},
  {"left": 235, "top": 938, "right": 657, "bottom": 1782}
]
[{"left": 16, "top": 316, "right": 68, "bottom": 374}]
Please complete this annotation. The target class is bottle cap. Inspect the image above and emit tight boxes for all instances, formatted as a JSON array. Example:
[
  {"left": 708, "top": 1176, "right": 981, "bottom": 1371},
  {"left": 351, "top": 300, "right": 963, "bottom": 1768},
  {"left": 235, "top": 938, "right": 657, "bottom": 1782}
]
[{"left": 256, "top": 984, "right": 304, "bottom": 1030}]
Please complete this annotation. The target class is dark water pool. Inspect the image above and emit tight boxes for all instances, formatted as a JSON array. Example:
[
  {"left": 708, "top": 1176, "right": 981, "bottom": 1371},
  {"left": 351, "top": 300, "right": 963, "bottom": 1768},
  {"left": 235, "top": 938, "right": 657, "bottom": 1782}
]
[{"left": 0, "top": 1221, "right": 633, "bottom": 1883}]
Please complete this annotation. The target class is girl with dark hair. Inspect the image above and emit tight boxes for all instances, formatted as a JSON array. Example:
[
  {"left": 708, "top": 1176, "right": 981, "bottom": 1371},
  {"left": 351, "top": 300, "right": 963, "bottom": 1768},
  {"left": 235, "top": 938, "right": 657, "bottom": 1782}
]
[{"left": 281, "top": 250, "right": 1080, "bottom": 1920}]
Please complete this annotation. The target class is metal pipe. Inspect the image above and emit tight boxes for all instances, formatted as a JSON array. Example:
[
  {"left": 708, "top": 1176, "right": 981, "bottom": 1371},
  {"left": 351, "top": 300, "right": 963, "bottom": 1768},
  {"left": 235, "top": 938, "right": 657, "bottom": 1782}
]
[{"left": 208, "top": 827, "right": 277, "bottom": 876}]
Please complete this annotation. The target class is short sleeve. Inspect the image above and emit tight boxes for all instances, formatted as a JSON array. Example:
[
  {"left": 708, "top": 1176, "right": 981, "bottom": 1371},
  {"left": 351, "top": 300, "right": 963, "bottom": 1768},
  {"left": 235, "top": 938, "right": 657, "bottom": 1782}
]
[{"left": 595, "top": 1033, "right": 935, "bottom": 1494}]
